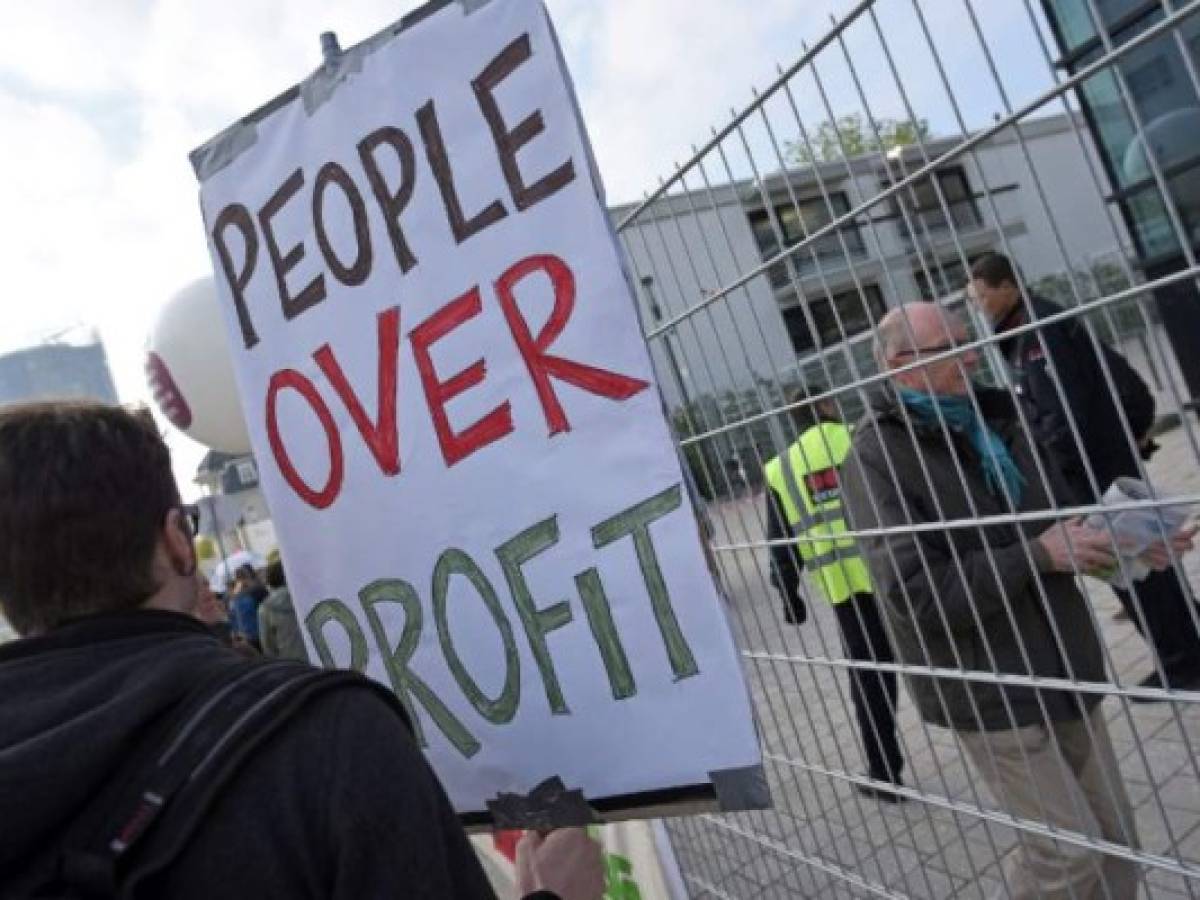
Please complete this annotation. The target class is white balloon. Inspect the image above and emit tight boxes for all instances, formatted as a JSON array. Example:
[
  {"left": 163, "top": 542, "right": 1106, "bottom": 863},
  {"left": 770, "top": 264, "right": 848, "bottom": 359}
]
[{"left": 146, "top": 277, "right": 252, "bottom": 453}]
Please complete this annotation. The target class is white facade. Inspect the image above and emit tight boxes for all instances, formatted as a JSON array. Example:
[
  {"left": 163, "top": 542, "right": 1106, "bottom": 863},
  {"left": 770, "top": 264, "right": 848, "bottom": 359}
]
[
  {"left": 193, "top": 453, "right": 276, "bottom": 576},
  {"left": 614, "top": 183, "right": 797, "bottom": 413},
  {"left": 612, "top": 112, "right": 1137, "bottom": 410}
]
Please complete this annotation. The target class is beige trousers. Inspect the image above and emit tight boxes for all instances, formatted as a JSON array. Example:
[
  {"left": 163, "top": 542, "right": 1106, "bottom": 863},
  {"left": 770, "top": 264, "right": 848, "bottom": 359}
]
[{"left": 957, "top": 705, "right": 1141, "bottom": 900}]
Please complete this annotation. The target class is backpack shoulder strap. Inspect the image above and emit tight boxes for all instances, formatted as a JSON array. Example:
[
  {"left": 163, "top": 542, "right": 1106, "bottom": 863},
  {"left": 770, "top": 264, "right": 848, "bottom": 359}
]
[{"left": 52, "top": 659, "right": 408, "bottom": 898}]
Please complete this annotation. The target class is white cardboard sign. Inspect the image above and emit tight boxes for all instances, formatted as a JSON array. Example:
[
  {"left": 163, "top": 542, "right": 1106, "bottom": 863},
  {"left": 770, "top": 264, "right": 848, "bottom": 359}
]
[{"left": 193, "top": 0, "right": 762, "bottom": 822}]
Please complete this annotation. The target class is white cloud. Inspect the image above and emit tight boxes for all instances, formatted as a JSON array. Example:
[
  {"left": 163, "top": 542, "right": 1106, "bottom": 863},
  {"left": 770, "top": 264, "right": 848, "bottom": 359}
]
[
  {"left": 0, "top": 2, "right": 149, "bottom": 95},
  {"left": 135, "top": 1, "right": 416, "bottom": 128},
  {"left": 0, "top": 90, "right": 122, "bottom": 345},
  {"left": 548, "top": 0, "right": 842, "bottom": 204}
]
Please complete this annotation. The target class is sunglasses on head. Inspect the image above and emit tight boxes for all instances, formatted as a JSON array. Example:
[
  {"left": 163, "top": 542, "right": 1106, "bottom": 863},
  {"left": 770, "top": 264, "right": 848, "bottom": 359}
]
[{"left": 180, "top": 504, "right": 200, "bottom": 535}]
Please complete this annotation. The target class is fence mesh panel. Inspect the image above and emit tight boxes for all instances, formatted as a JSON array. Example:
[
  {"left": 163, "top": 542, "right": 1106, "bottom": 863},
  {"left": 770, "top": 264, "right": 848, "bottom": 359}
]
[{"left": 614, "top": 1, "right": 1200, "bottom": 896}]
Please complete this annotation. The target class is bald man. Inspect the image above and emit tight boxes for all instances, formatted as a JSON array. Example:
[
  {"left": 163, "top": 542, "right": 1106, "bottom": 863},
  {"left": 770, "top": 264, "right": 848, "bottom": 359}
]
[{"left": 840, "top": 304, "right": 1141, "bottom": 899}]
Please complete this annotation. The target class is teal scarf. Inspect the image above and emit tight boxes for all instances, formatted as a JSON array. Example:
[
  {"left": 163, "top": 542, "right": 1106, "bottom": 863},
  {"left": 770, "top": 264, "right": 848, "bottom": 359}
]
[{"left": 898, "top": 387, "right": 1026, "bottom": 506}]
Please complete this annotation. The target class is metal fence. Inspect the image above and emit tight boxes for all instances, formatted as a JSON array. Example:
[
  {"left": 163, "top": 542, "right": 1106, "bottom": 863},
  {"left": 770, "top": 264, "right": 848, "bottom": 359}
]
[{"left": 613, "top": 1, "right": 1200, "bottom": 896}]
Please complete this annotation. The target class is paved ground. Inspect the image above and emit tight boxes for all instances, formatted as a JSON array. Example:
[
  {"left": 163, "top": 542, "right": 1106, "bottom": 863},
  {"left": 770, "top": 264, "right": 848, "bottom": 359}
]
[{"left": 667, "top": 423, "right": 1200, "bottom": 898}]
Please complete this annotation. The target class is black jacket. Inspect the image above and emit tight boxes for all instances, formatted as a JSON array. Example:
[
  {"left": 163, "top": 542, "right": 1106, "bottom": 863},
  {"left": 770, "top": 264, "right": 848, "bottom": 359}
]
[
  {"left": 840, "top": 388, "right": 1107, "bottom": 732},
  {"left": 765, "top": 487, "right": 804, "bottom": 599},
  {"left": 0, "top": 611, "right": 499, "bottom": 899},
  {"left": 998, "top": 295, "right": 1154, "bottom": 496}
]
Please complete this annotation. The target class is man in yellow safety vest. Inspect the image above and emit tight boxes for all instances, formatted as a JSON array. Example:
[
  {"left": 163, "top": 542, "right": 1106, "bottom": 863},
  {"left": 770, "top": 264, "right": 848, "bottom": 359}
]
[{"left": 763, "top": 389, "right": 906, "bottom": 801}]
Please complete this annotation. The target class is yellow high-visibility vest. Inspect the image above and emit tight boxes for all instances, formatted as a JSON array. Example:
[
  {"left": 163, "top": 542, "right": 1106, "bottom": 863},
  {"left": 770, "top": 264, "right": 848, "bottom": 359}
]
[{"left": 763, "top": 421, "right": 872, "bottom": 605}]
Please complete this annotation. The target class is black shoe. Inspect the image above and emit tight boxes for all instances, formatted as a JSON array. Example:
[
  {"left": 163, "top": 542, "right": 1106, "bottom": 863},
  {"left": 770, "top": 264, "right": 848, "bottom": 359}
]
[
  {"left": 855, "top": 779, "right": 907, "bottom": 804},
  {"left": 1130, "top": 669, "right": 1200, "bottom": 702}
]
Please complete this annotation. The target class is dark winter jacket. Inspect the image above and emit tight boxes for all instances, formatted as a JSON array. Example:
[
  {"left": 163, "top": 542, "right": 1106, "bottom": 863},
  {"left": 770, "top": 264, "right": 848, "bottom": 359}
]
[
  {"left": 259, "top": 586, "right": 308, "bottom": 661},
  {"left": 840, "top": 387, "right": 1107, "bottom": 732},
  {"left": 997, "top": 295, "right": 1155, "bottom": 496},
  {"left": 764, "top": 485, "right": 807, "bottom": 622},
  {"left": 0, "top": 610, "right": 500, "bottom": 899}
]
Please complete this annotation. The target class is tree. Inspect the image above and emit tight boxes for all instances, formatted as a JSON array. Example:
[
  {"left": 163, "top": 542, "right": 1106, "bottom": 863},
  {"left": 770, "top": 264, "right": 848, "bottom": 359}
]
[{"left": 786, "top": 113, "right": 931, "bottom": 165}]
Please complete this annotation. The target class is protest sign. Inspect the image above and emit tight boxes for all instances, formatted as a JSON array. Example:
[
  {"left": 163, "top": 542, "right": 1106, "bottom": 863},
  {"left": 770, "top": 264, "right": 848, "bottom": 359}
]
[{"left": 192, "top": 0, "right": 764, "bottom": 824}]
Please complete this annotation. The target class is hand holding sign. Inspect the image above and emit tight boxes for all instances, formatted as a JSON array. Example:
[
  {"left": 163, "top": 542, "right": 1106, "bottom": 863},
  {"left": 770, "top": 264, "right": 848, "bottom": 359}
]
[{"left": 516, "top": 829, "right": 605, "bottom": 900}]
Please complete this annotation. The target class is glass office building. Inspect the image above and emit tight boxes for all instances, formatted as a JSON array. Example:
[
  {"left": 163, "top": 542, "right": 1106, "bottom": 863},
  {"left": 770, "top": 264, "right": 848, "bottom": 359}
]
[
  {"left": 0, "top": 338, "right": 119, "bottom": 407},
  {"left": 1042, "top": 0, "right": 1200, "bottom": 412}
]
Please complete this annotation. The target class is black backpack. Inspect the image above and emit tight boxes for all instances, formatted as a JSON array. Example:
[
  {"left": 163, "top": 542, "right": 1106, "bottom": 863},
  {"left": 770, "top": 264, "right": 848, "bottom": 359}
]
[
  {"left": 1099, "top": 340, "right": 1156, "bottom": 442},
  {"left": 30, "top": 659, "right": 406, "bottom": 899}
]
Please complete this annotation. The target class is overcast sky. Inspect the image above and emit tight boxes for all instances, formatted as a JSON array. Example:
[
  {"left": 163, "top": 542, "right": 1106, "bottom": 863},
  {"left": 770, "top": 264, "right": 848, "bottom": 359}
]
[{"left": 0, "top": 0, "right": 1061, "bottom": 489}]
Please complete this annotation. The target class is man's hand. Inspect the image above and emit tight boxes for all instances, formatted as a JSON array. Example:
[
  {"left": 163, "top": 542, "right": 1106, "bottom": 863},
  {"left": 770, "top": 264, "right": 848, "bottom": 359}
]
[
  {"left": 1037, "top": 518, "right": 1117, "bottom": 574},
  {"left": 515, "top": 828, "right": 605, "bottom": 900},
  {"left": 1140, "top": 524, "right": 1198, "bottom": 571}
]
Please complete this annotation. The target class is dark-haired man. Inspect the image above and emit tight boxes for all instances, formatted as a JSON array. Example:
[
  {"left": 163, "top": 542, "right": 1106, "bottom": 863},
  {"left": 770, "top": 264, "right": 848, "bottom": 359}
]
[
  {"left": 0, "top": 401, "right": 601, "bottom": 899},
  {"left": 970, "top": 251, "right": 1200, "bottom": 696}
]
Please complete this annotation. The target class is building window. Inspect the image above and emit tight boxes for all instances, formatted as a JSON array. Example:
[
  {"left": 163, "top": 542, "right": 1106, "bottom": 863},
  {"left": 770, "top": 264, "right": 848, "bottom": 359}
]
[
  {"left": 1043, "top": 0, "right": 1200, "bottom": 410},
  {"left": 889, "top": 167, "right": 982, "bottom": 244},
  {"left": 781, "top": 284, "right": 886, "bottom": 354},
  {"left": 1049, "top": 3, "right": 1200, "bottom": 262},
  {"left": 235, "top": 461, "right": 258, "bottom": 485},
  {"left": 1125, "top": 54, "right": 1174, "bottom": 104},
  {"left": 1049, "top": 0, "right": 1154, "bottom": 53},
  {"left": 747, "top": 192, "right": 866, "bottom": 289},
  {"left": 1081, "top": 38, "right": 1200, "bottom": 188},
  {"left": 913, "top": 257, "right": 973, "bottom": 301}
]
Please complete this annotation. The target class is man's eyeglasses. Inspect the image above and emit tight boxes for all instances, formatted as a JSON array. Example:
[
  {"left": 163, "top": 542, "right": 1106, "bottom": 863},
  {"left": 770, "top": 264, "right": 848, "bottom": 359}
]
[
  {"left": 181, "top": 504, "right": 201, "bottom": 535},
  {"left": 890, "top": 341, "right": 964, "bottom": 359}
]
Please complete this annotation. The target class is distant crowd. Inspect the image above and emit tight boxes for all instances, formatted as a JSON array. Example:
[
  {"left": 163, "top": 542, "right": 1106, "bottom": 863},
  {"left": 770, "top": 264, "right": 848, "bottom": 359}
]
[{"left": 197, "top": 557, "right": 307, "bottom": 662}]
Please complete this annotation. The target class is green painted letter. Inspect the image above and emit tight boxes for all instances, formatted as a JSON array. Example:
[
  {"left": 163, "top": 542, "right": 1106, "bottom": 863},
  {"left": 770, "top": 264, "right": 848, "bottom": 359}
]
[
  {"left": 432, "top": 550, "right": 521, "bottom": 725},
  {"left": 496, "top": 516, "right": 574, "bottom": 714},
  {"left": 359, "top": 578, "right": 481, "bottom": 759},
  {"left": 575, "top": 567, "right": 636, "bottom": 700},
  {"left": 306, "top": 598, "right": 369, "bottom": 672},
  {"left": 592, "top": 484, "right": 699, "bottom": 680}
]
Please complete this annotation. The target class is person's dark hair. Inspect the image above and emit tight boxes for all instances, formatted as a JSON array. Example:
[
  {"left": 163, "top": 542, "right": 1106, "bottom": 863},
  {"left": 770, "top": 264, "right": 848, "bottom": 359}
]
[
  {"left": 785, "top": 386, "right": 822, "bottom": 434},
  {"left": 265, "top": 558, "right": 286, "bottom": 590},
  {"left": 0, "top": 402, "right": 179, "bottom": 635},
  {"left": 970, "top": 252, "right": 1018, "bottom": 288},
  {"left": 235, "top": 563, "right": 256, "bottom": 581}
]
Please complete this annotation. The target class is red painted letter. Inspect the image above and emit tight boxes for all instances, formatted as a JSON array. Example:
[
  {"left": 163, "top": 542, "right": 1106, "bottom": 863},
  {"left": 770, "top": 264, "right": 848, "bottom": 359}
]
[
  {"left": 314, "top": 306, "right": 401, "bottom": 477},
  {"left": 495, "top": 254, "right": 648, "bottom": 435},
  {"left": 265, "top": 369, "right": 344, "bottom": 509},
  {"left": 410, "top": 288, "right": 514, "bottom": 467}
]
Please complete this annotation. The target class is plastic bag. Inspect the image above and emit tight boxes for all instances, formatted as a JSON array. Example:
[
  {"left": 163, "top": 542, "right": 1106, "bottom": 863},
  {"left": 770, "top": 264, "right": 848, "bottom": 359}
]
[{"left": 1083, "top": 477, "right": 1193, "bottom": 589}]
